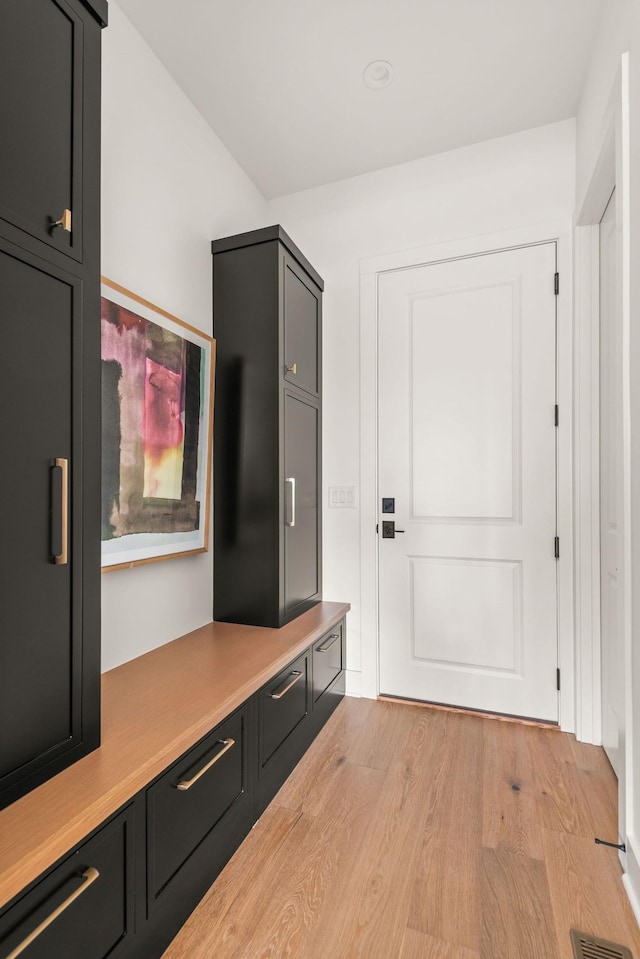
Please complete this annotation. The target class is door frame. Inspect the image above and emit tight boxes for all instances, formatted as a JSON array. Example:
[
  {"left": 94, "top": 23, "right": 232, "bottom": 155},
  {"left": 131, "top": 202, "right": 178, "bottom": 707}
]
[
  {"left": 573, "top": 54, "right": 630, "bottom": 745},
  {"left": 359, "top": 220, "right": 574, "bottom": 731},
  {"left": 574, "top": 54, "right": 634, "bottom": 888}
]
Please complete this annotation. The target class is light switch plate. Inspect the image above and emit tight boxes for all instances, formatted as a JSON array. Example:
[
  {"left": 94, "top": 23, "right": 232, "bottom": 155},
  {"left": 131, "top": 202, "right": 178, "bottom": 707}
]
[{"left": 328, "top": 486, "right": 357, "bottom": 508}]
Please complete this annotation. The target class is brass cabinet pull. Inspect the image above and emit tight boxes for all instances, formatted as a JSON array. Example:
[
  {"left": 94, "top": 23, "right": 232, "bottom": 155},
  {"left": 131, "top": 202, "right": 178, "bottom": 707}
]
[
  {"left": 269, "top": 670, "right": 303, "bottom": 700},
  {"left": 286, "top": 362, "right": 297, "bottom": 375},
  {"left": 6, "top": 867, "right": 99, "bottom": 959},
  {"left": 176, "top": 738, "right": 235, "bottom": 791},
  {"left": 52, "top": 458, "right": 68, "bottom": 565},
  {"left": 285, "top": 477, "right": 296, "bottom": 527},
  {"left": 318, "top": 633, "right": 340, "bottom": 654},
  {"left": 50, "top": 208, "right": 72, "bottom": 233}
]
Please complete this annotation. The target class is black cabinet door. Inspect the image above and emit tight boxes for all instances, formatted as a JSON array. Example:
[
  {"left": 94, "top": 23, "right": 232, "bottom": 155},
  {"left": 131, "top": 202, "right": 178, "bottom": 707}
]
[
  {"left": 258, "top": 651, "right": 309, "bottom": 771},
  {"left": 0, "top": 808, "right": 134, "bottom": 959},
  {"left": 0, "top": 0, "right": 84, "bottom": 261},
  {"left": 0, "top": 241, "right": 99, "bottom": 807},
  {"left": 146, "top": 708, "right": 247, "bottom": 909},
  {"left": 284, "top": 392, "right": 320, "bottom": 618},
  {"left": 282, "top": 252, "right": 321, "bottom": 398}
]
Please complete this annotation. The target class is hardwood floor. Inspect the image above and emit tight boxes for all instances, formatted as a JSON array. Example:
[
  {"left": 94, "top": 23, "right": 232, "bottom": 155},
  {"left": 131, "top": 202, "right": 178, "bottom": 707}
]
[{"left": 162, "top": 698, "right": 640, "bottom": 959}]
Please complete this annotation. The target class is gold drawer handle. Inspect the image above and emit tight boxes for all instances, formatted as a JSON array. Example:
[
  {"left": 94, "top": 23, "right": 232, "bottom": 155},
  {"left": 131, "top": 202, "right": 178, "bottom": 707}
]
[
  {"left": 285, "top": 477, "right": 296, "bottom": 528},
  {"left": 176, "top": 738, "right": 235, "bottom": 791},
  {"left": 52, "top": 458, "right": 68, "bottom": 565},
  {"left": 317, "top": 633, "right": 340, "bottom": 654},
  {"left": 269, "top": 670, "right": 303, "bottom": 700},
  {"left": 286, "top": 362, "right": 297, "bottom": 375},
  {"left": 6, "top": 867, "right": 99, "bottom": 959},
  {"left": 50, "top": 208, "right": 72, "bottom": 233}
]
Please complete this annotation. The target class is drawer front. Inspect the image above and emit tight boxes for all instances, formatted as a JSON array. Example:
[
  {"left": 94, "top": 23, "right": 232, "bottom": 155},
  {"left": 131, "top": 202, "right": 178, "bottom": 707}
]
[
  {"left": 259, "top": 651, "right": 309, "bottom": 771},
  {"left": 147, "top": 707, "right": 246, "bottom": 906},
  {"left": 312, "top": 621, "right": 344, "bottom": 703},
  {"left": 0, "top": 808, "right": 133, "bottom": 959}
]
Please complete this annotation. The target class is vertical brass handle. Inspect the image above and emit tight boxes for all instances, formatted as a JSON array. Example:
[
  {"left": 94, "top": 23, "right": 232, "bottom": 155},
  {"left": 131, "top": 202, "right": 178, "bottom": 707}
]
[
  {"left": 6, "top": 867, "right": 99, "bottom": 959},
  {"left": 286, "top": 477, "right": 296, "bottom": 527},
  {"left": 51, "top": 458, "right": 68, "bottom": 565},
  {"left": 50, "top": 208, "right": 72, "bottom": 233},
  {"left": 176, "top": 739, "right": 236, "bottom": 790},
  {"left": 286, "top": 362, "right": 297, "bottom": 375}
]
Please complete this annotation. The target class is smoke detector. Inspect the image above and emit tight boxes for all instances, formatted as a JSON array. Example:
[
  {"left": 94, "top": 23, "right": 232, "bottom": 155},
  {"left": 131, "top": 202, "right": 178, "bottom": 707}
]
[{"left": 363, "top": 60, "right": 394, "bottom": 90}]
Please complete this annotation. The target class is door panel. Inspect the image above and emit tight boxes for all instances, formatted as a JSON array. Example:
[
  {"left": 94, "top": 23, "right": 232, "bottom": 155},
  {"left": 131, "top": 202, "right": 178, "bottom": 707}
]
[
  {"left": 283, "top": 254, "right": 320, "bottom": 397},
  {"left": 0, "top": 245, "right": 79, "bottom": 780},
  {"left": 411, "top": 282, "right": 518, "bottom": 520},
  {"left": 378, "top": 242, "right": 558, "bottom": 721},
  {"left": 0, "top": 0, "right": 82, "bottom": 259},
  {"left": 284, "top": 393, "right": 319, "bottom": 614}
]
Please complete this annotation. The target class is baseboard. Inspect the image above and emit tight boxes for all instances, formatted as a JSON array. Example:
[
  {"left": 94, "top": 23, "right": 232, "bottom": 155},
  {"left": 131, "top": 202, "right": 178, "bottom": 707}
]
[
  {"left": 622, "top": 834, "right": 640, "bottom": 929},
  {"left": 345, "top": 669, "right": 362, "bottom": 697}
]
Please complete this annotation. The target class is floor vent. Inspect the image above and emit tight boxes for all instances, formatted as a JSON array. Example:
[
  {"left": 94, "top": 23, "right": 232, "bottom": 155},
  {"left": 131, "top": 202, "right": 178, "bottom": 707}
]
[{"left": 571, "top": 929, "right": 634, "bottom": 959}]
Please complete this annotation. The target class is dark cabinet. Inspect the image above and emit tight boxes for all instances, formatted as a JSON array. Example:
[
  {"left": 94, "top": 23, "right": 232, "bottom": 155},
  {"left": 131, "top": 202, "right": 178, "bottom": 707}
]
[
  {"left": 212, "top": 225, "right": 323, "bottom": 628},
  {"left": 0, "top": 0, "right": 106, "bottom": 809},
  {"left": 312, "top": 621, "right": 344, "bottom": 703},
  {"left": 258, "top": 650, "right": 310, "bottom": 772},
  {"left": 146, "top": 707, "right": 249, "bottom": 910},
  {"left": 0, "top": 807, "right": 134, "bottom": 959}
]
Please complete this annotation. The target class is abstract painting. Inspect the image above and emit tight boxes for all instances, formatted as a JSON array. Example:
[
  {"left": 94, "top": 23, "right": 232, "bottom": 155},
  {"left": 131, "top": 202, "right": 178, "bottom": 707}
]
[{"left": 101, "top": 278, "right": 215, "bottom": 569}]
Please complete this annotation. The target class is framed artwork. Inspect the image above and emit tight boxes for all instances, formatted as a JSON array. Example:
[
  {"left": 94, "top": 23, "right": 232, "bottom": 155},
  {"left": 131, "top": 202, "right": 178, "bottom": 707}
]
[{"left": 101, "top": 278, "right": 215, "bottom": 570}]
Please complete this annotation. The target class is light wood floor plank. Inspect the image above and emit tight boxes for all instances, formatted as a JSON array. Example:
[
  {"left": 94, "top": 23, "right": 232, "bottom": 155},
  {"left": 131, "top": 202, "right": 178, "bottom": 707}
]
[
  {"left": 348, "top": 698, "right": 425, "bottom": 771},
  {"left": 527, "top": 725, "right": 601, "bottom": 838},
  {"left": 400, "top": 928, "right": 479, "bottom": 958},
  {"left": 482, "top": 719, "right": 544, "bottom": 859},
  {"left": 568, "top": 736, "right": 619, "bottom": 843},
  {"left": 480, "top": 846, "right": 559, "bottom": 958},
  {"left": 316, "top": 708, "right": 444, "bottom": 958},
  {"left": 408, "top": 713, "right": 483, "bottom": 953}
]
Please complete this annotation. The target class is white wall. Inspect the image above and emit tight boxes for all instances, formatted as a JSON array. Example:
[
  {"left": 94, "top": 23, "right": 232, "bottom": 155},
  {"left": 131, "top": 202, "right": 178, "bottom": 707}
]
[
  {"left": 101, "top": 2, "right": 267, "bottom": 671},
  {"left": 267, "top": 120, "right": 576, "bottom": 696}
]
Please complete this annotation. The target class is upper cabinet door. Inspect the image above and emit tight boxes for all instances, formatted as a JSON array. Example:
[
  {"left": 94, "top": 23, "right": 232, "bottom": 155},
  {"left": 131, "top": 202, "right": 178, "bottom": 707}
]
[
  {"left": 282, "top": 252, "right": 322, "bottom": 398},
  {"left": 0, "top": 0, "right": 83, "bottom": 262}
]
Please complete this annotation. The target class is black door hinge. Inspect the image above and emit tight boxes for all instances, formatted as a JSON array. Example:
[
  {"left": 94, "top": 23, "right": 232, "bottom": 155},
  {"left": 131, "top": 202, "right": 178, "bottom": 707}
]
[
  {"left": 556, "top": 668, "right": 561, "bottom": 691},
  {"left": 555, "top": 404, "right": 559, "bottom": 427},
  {"left": 554, "top": 272, "right": 559, "bottom": 295},
  {"left": 554, "top": 536, "right": 560, "bottom": 559}
]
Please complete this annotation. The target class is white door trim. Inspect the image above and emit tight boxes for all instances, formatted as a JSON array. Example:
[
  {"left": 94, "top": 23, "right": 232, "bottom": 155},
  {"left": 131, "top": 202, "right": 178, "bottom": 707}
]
[
  {"left": 359, "top": 220, "right": 575, "bottom": 731},
  {"left": 573, "top": 54, "right": 630, "bottom": 750},
  {"left": 574, "top": 52, "right": 634, "bottom": 890}
]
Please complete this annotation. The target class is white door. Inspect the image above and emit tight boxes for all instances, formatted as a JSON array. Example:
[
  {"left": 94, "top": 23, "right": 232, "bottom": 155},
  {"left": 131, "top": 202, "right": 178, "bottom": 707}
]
[
  {"left": 600, "top": 188, "right": 626, "bottom": 835},
  {"left": 378, "top": 242, "right": 558, "bottom": 721}
]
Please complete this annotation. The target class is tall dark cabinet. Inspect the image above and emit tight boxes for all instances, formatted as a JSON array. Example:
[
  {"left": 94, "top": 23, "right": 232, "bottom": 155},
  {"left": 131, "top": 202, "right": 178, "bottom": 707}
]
[
  {"left": 212, "top": 226, "right": 323, "bottom": 628},
  {"left": 0, "top": 0, "right": 107, "bottom": 809}
]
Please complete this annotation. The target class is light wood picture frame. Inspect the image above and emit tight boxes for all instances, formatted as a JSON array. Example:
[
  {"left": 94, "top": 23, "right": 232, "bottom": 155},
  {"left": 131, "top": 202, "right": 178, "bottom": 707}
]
[{"left": 100, "top": 278, "right": 215, "bottom": 571}]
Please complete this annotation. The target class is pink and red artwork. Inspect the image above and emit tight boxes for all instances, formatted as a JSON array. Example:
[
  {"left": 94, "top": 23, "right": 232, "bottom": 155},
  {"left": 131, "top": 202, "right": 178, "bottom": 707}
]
[{"left": 100, "top": 280, "right": 214, "bottom": 569}]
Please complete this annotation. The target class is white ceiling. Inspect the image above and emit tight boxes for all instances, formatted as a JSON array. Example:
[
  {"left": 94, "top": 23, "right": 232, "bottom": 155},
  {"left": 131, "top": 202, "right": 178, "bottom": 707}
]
[{"left": 115, "top": 0, "right": 604, "bottom": 200}]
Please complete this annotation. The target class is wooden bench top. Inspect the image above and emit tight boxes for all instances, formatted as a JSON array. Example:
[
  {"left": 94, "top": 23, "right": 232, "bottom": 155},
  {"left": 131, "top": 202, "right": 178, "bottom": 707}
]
[{"left": 0, "top": 601, "right": 350, "bottom": 908}]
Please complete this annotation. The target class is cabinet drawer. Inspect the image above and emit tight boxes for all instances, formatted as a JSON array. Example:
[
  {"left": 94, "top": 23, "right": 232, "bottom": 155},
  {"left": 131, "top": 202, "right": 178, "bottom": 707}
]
[
  {"left": 0, "top": 808, "right": 133, "bottom": 959},
  {"left": 312, "top": 620, "right": 344, "bottom": 703},
  {"left": 259, "top": 651, "right": 309, "bottom": 771},
  {"left": 146, "top": 707, "right": 247, "bottom": 908}
]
